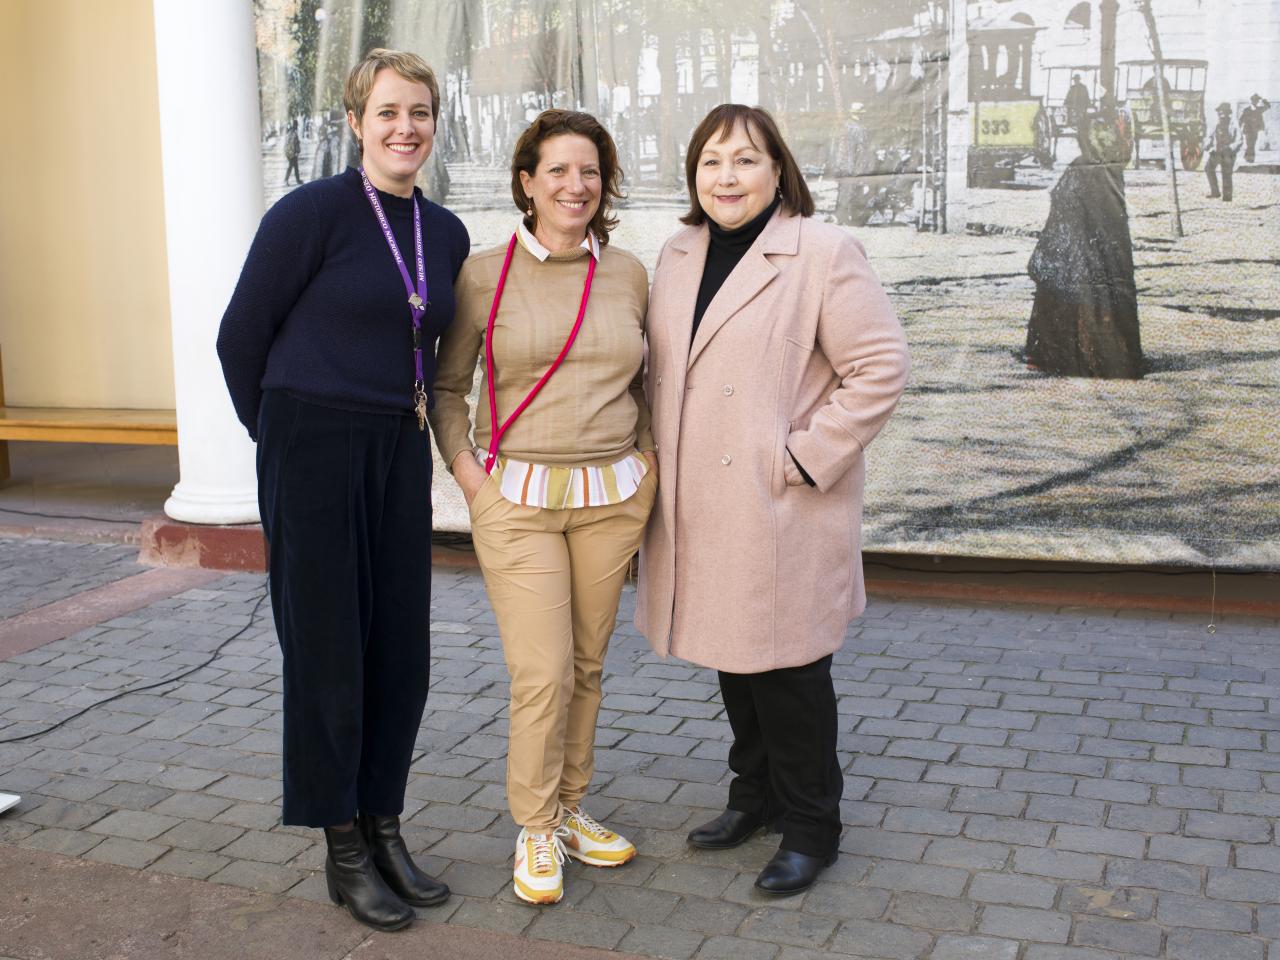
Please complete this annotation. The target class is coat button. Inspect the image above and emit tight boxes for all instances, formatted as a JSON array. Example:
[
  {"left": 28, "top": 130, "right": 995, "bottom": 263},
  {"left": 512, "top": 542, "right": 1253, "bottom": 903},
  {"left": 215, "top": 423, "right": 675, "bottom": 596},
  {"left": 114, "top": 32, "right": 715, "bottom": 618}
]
[
  {"left": 657, "top": 375, "right": 663, "bottom": 385},
  {"left": 721, "top": 454, "right": 732, "bottom": 465},
  {"left": 722, "top": 384, "right": 734, "bottom": 396}
]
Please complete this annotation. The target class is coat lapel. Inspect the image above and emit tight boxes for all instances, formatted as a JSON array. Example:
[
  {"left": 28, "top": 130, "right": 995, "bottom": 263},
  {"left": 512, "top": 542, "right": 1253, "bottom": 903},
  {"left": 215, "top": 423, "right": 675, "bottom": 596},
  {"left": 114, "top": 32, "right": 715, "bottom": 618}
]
[
  {"left": 661, "top": 226, "right": 708, "bottom": 398},
  {"left": 687, "top": 212, "right": 801, "bottom": 369}
]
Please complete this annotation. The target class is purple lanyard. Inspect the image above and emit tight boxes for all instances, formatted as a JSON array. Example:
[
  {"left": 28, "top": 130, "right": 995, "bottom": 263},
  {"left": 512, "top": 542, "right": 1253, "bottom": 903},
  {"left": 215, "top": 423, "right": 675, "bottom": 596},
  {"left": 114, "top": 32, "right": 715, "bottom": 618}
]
[{"left": 359, "top": 167, "right": 429, "bottom": 430}]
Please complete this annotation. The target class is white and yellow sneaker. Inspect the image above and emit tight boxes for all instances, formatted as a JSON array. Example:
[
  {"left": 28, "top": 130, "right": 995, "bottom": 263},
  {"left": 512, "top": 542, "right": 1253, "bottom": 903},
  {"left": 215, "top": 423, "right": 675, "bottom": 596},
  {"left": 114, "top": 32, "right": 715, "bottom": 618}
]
[
  {"left": 561, "top": 806, "right": 637, "bottom": 867},
  {"left": 513, "top": 826, "right": 568, "bottom": 904}
]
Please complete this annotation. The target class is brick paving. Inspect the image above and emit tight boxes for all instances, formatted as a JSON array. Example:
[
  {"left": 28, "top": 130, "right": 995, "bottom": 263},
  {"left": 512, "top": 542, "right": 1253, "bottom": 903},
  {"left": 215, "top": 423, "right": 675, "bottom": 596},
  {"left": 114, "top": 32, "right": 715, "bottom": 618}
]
[
  {"left": 0, "top": 538, "right": 141, "bottom": 620},
  {"left": 0, "top": 537, "right": 1277, "bottom": 959}
]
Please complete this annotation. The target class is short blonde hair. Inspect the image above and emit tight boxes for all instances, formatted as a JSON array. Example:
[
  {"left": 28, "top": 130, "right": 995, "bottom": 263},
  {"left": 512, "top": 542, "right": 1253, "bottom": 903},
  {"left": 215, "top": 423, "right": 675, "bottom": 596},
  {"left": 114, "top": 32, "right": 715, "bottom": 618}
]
[{"left": 343, "top": 48, "right": 441, "bottom": 128}]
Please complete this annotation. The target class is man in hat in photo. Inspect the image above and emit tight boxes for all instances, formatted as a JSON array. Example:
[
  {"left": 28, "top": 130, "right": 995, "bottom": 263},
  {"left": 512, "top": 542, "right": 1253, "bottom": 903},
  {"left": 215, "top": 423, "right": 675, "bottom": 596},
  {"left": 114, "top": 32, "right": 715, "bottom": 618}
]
[
  {"left": 283, "top": 119, "right": 303, "bottom": 187},
  {"left": 1204, "top": 102, "right": 1242, "bottom": 201},
  {"left": 1065, "top": 73, "right": 1092, "bottom": 131},
  {"left": 1239, "top": 93, "right": 1270, "bottom": 163}
]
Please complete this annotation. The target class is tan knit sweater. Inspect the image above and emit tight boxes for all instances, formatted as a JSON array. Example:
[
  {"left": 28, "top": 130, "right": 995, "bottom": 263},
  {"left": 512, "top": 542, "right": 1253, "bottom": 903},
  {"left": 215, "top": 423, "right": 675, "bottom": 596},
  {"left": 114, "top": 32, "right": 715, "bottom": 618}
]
[{"left": 429, "top": 239, "right": 654, "bottom": 469}]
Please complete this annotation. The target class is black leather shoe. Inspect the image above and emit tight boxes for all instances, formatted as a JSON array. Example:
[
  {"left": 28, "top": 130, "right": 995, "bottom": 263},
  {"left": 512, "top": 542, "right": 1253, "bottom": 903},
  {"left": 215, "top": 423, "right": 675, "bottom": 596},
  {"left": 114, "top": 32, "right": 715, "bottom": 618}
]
[
  {"left": 754, "top": 847, "right": 837, "bottom": 896},
  {"left": 687, "top": 809, "right": 766, "bottom": 849},
  {"left": 358, "top": 813, "right": 450, "bottom": 907},
  {"left": 324, "top": 825, "right": 414, "bottom": 931}
]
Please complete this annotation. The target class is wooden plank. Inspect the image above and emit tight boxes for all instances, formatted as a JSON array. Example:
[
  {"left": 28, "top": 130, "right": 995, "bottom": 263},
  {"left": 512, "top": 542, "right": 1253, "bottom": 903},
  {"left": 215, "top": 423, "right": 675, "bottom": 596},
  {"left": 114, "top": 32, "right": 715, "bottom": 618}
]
[
  {"left": 0, "top": 406, "right": 177, "bottom": 445},
  {"left": 0, "top": 424, "right": 178, "bottom": 444},
  {"left": 0, "top": 406, "right": 177, "bottom": 428}
]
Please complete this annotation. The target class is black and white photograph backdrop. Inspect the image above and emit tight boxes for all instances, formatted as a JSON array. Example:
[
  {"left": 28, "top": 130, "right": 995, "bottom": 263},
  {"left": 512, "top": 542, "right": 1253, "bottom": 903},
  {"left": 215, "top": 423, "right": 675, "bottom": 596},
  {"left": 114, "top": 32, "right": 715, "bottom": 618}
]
[{"left": 252, "top": 0, "right": 1280, "bottom": 567}]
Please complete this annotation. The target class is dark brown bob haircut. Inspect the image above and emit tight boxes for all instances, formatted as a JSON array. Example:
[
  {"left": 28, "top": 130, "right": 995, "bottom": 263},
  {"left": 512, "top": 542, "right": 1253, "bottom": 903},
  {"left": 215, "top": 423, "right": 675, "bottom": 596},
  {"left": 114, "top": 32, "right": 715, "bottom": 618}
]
[
  {"left": 511, "top": 109, "right": 624, "bottom": 245},
  {"left": 681, "top": 104, "right": 814, "bottom": 226}
]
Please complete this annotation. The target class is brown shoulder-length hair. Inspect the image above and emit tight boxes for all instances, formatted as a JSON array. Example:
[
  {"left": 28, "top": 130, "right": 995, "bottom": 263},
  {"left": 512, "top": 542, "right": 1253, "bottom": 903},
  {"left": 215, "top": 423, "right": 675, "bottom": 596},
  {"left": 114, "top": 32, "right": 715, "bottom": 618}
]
[
  {"left": 511, "top": 110, "right": 624, "bottom": 245},
  {"left": 681, "top": 104, "right": 813, "bottom": 226}
]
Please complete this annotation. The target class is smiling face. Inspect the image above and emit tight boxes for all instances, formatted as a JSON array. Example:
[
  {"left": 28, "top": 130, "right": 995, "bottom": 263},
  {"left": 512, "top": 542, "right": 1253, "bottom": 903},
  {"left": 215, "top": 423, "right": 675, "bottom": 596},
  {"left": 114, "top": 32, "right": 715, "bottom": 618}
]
[
  {"left": 695, "top": 120, "right": 780, "bottom": 230},
  {"left": 347, "top": 67, "right": 435, "bottom": 196},
  {"left": 518, "top": 133, "right": 602, "bottom": 252}
]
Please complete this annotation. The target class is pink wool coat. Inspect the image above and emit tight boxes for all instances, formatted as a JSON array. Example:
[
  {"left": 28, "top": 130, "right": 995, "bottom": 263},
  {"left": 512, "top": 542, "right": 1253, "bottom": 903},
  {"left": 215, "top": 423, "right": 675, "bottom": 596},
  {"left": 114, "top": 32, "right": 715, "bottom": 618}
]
[{"left": 635, "top": 211, "right": 909, "bottom": 674}]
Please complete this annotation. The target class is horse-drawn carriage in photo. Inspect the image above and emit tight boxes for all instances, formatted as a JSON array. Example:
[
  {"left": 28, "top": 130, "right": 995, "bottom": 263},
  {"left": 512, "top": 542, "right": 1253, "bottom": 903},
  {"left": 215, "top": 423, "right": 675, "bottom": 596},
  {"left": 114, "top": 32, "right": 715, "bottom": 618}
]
[
  {"left": 819, "top": 21, "right": 946, "bottom": 227},
  {"left": 831, "top": 124, "right": 921, "bottom": 227},
  {"left": 1119, "top": 58, "right": 1207, "bottom": 170},
  {"left": 966, "top": 17, "right": 1054, "bottom": 187},
  {"left": 1043, "top": 64, "right": 1108, "bottom": 158}
]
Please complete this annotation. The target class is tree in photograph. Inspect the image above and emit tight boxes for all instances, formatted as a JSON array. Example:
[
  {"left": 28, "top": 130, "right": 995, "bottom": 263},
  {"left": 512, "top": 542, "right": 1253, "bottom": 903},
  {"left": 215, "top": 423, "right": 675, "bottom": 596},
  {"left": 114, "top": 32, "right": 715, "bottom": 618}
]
[
  {"left": 287, "top": 0, "right": 323, "bottom": 124},
  {"left": 361, "top": 0, "right": 393, "bottom": 50},
  {"left": 1135, "top": 0, "right": 1185, "bottom": 238},
  {"left": 786, "top": 0, "right": 908, "bottom": 117}
]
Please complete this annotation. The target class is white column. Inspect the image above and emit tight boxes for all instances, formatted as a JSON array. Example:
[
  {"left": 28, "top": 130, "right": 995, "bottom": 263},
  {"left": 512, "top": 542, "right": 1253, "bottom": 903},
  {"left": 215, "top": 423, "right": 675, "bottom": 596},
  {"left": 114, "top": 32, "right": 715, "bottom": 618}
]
[{"left": 153, "top": 0, "right": 262, "bottom": 524}]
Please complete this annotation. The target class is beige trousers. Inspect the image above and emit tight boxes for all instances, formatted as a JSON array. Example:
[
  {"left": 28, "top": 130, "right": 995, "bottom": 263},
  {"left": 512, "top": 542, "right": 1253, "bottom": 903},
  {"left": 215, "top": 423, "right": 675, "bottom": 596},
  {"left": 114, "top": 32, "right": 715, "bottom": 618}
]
[{"left": 468, "top": 468, "right": 657, "bottom": 832}]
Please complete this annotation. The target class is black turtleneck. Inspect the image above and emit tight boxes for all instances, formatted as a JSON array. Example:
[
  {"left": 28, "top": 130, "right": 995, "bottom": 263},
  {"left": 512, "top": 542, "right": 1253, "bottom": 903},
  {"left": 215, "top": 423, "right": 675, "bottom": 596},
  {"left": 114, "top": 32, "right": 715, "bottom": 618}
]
[{"left": 691, "top": 196, "right": 781, "bottom": 341}]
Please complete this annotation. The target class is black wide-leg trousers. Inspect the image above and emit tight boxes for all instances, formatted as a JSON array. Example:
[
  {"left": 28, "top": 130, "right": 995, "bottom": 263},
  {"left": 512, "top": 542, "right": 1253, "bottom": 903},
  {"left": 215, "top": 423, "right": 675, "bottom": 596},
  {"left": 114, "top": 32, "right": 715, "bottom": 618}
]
[
  {"left": 718, "top": 654, "right": 842, "bottom": 858},
  {"left": 257, "top": 390, "right": 432, "bottom": 827}
]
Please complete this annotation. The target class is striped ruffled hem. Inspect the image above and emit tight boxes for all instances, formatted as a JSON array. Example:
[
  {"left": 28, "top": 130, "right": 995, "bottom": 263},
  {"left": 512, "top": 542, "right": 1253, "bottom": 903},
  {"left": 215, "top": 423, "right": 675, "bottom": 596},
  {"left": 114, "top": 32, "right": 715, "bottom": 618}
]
[{"left": 475, "top": 450, "right": 649, "bottom": 510}]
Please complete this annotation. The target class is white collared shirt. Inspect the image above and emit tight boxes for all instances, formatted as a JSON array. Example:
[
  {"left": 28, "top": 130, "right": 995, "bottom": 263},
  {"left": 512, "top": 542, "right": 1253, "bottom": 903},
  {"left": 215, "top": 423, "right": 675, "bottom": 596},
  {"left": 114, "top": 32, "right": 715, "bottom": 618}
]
[{"left": 516, "top": 220, "right": 601, "bottom": 261}]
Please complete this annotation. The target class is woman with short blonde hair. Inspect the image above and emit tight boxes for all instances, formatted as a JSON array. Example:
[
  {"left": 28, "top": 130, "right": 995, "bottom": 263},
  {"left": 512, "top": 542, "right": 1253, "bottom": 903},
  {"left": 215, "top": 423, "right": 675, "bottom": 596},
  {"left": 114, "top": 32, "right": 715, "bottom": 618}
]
[{"left": 218, "top": 48, "right": 468, "bottom": 931}]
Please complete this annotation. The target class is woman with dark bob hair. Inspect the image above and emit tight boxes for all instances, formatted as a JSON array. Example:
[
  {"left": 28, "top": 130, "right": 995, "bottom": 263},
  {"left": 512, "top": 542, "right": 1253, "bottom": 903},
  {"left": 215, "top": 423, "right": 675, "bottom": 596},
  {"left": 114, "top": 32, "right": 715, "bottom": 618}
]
[
  {"left": 430, "top": 109, "right": 656, "bottom": 905},
  {"left": 218, "top": 50, "right": 468, "bottom": 931},
  {"left": 637, "top": 104, "right": 909, "bottom": 895}
]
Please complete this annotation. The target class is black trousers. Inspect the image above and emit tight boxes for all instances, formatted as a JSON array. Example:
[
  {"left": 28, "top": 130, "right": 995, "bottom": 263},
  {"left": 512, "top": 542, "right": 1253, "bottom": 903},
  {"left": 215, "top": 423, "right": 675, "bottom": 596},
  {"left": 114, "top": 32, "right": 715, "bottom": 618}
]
[
  {"left": 1206, "top": 148, "right": 1235, "bottom": 201},
  {"left": 1244, "top": 129, "right": 1258, "bottom": 163},
  {"left": 257, "top": 390, "right": 432, "bottom": 827},
  {"left": 718, "top": 654, "right": 842, "bottom": 858}
]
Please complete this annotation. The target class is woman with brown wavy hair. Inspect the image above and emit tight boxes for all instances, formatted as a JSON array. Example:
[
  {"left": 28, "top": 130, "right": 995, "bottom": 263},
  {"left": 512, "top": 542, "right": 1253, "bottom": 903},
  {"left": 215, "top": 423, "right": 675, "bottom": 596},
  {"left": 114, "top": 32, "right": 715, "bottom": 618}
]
[{"left": 430, "top": 109, "right": 656, "bottom": 905}]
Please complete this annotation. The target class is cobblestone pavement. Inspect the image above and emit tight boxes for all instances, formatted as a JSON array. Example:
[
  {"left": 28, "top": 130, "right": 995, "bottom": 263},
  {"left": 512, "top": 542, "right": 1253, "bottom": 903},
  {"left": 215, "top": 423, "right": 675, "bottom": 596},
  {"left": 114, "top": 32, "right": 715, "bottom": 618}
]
[
  {"left": 0, "top": 538, "right": 142, "bottom": 621},
  {"left": 0, "top": 542, "right": 1277, "bottom": 959}
]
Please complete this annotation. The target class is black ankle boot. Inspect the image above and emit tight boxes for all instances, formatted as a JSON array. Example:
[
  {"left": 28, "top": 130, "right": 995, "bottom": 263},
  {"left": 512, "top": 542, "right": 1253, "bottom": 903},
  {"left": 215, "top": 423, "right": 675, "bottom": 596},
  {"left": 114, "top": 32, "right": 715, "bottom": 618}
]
[
  {"left": 358, "top": 813, "right": 450, "bottom": 907},
  {"left": 754, "top": 846, "right": 838, "bottom": 896},
  {"left": 324, "top": 825, "right": 415, "bottom": 931},
  {"left": 687, "top": 809, "right": 766, "bottom": 849}
]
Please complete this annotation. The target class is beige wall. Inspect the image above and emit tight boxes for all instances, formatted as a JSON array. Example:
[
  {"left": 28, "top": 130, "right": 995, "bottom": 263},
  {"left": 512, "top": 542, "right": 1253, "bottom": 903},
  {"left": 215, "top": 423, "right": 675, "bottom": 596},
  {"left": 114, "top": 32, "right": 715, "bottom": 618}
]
[{"left": 0, "top": 0, "right": 174, "bottom": 408}]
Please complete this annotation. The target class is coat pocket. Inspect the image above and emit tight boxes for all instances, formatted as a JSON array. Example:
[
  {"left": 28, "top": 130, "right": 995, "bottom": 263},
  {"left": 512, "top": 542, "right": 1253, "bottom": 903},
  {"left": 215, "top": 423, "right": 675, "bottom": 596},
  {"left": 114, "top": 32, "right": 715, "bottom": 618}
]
[
  {"left": 777, "top": 336, "right": 814, "bottom": 413},
  {"left": 776, "top": 336, "right": 815, "bottom": 491},
  {"left": 782, "top": 422, "right": 808, "bottom": 488}
]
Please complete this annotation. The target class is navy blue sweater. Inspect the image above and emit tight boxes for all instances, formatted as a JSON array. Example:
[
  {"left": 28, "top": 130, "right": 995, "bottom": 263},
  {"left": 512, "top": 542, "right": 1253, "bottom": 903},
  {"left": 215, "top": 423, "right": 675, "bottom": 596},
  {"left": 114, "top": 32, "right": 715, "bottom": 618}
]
[{"left": 217, "top": 167, "right": 471, "bottom": 440}]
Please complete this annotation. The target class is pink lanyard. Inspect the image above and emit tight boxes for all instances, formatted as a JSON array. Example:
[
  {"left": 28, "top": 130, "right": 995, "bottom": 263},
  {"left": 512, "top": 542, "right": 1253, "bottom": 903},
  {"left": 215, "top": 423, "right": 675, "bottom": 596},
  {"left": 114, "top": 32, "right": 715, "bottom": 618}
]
[{"left": 483, "top": 234, "right": 597, "bottom": 473}]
